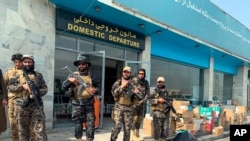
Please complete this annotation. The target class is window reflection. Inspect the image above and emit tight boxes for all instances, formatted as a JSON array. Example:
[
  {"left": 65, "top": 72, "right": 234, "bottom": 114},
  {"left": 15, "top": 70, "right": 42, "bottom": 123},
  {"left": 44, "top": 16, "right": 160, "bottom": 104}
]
[
  {"left": 54, "top": 49, "right": 76, "bottom": 124},
  {"left": 56, "top": 34, "right": 76, "bottom": 50},
  {"left": 126, "top": 50, "right": 138, "bottom": 61},
  {"left": 79, "top": 39, "right": 94, "bottom": 52},
  {"left": 151, "top": 57, "right": 202, "bottom": 105},
  {"left": 213, "top": 72, "right": 233, "bottom": 104},
  {"left": 95, "top": 43, "right": 124, "bottom": 59}
]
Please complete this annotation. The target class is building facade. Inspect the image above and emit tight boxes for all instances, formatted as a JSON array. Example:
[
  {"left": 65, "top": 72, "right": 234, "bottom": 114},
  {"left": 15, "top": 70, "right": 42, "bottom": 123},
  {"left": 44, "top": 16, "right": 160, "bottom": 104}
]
[{"left": 1, "top": 0, "right": 250, "bottom": 138}]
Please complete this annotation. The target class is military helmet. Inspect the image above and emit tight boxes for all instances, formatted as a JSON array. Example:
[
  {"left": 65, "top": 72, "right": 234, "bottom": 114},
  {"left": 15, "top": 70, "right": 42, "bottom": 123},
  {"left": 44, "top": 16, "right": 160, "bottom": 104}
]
[
  {"left": 11, "top": 53, "right": 23, "bottom": 61},
  {"left": 73, "top": 55, "right": 91, "bottom": 67}
]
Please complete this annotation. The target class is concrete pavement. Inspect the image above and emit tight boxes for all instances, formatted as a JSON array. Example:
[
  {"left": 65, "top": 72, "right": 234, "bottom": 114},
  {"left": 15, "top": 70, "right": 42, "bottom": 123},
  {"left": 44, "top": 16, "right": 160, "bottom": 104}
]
[
  {"left": 1, "top": 126, "right": 230, "bottom": 141},
  {"left": 1, "top": 116, "right": 233, "bottom": 141}
]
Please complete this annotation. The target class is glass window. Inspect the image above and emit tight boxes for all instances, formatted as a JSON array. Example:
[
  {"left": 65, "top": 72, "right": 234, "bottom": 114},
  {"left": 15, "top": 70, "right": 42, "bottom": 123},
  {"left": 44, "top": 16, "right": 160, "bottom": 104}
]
[
  {"left": 213, "top": 72, "right": 233, "bottom": 104},
  {"left": 54, "top": 49, "right": 76, "bottom": 125},
  {"left": 151, "top": 57, "right": 202, "bottom": 105},
  {"left": 79, "top": 39, "right": 94, "bottom": 52},
  {"left": 56, "top": 34, "right": 77, "bottom": 50},
  {"left": 126, "top": 50, "right": 138, "bottom": 61},
  {"left": 95, "top": 43, "right": 125, "bottom": 59}
]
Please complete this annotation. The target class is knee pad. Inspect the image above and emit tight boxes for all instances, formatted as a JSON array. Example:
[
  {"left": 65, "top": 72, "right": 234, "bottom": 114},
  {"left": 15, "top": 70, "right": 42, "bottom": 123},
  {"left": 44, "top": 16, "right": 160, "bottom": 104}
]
[{"left": 75, "top": 123, "right": 83, "bottom": 139}]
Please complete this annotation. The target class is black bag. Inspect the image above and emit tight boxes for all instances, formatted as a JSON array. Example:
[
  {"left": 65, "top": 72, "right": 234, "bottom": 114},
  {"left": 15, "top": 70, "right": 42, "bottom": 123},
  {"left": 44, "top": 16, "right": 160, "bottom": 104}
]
[{"left": 172, "top": 131, "right": 197, "bottom": 141}]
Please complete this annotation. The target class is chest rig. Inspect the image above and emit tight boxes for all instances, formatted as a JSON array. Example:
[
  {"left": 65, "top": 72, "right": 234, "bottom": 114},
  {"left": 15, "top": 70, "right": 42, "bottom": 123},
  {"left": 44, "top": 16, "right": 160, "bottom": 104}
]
[
  {"left": 151, "top": 88, "right": 169, "bottom": 112},
  {"left": 72, "top": 71, "right": 92, "bottom": 99},
  {"left": 16, "top": 71, "right": 37, "bottom": 99},
  {"left": 114, "top": 79, "right": 133, "bottom": 105}
]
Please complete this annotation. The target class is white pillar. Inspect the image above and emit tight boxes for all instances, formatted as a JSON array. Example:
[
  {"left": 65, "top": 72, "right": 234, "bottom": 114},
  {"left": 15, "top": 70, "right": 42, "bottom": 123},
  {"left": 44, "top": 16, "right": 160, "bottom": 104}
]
[
  {"left": 233, "top": 66, "right": 249, "bottom": 106},
  {"left": 203, "top": 57, "right": 214, "bottom": 101},
  {"left": 141, "top": 37, "right": 151, "bottom": 114}
]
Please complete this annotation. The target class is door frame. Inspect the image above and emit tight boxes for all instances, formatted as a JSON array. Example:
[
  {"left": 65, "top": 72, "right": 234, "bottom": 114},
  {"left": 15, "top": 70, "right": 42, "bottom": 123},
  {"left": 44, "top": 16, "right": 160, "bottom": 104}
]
[{"left": 125, "top": 61, "right": 151, "bottom": 114}]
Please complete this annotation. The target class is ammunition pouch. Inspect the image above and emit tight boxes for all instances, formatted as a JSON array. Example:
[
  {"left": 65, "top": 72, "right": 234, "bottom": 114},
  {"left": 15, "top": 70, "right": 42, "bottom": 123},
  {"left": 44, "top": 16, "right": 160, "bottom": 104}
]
[
  {"left": 114, "top": 96, "right": 119, "bottom": 102},
  {"left": 117, "top": 96, "right": 132, "bottom": 105},
  {"left": 151, "top": 103, "right": 166, "bottom": 112},
  {"left": 72, "top": 98, "right": 94, "bottom": 105},
  {"left": 20, "top": 96, "right": 30, "bottom": 108},
  {"left": 111, "top": 109, "right": 119, "bottom": 122}
]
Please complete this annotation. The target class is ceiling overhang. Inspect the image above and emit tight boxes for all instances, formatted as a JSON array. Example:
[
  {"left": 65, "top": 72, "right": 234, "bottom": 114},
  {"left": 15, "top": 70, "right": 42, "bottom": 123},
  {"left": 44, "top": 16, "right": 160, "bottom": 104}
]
[{"left": 49, "top": 0, "right": 247, "bottom": 69}]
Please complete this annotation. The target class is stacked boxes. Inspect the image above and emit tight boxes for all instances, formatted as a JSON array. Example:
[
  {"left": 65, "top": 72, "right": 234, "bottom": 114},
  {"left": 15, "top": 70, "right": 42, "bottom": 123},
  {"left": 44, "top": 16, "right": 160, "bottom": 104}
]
[
  {"left": 145, "top": 100, "right": 247, "bottom": 138},
  {"left": 143, "top": 117, "right": 154, "bottom": 136}
]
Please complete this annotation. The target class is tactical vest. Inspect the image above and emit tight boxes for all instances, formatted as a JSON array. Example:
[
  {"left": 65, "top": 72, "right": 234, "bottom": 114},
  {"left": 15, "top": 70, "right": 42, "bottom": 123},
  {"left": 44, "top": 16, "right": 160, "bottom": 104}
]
[
  {"left": 151, "top": 89, "right": 168, "bottom": 112},
  {"left": 15, "top": 71, "right": 37, "bottom": 99},
  {"left": 73, "top": 72, "right": 92, "bottom": 99},
  {"left": 5, "top": 68, "right": 16, "bottom": 98},
  {"left": 115, "top": 79, "right": 133, "bottom": 105}
]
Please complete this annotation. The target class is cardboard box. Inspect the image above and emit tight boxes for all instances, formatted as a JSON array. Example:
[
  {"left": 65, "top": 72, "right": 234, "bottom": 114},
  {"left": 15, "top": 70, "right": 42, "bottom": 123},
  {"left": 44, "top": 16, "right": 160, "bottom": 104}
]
[
  {"left": 235, "top": 106, "right": 246, "bottom": 114},
  {"left": 176, "top": 123, "right": 195, "bottom": 130},
  {"left": 173, "top": 101, "right": 190, "bottom": 109},
  {"left": 212, "top": 126, "right": 224, "bottom": 136},
  {"left": 143, "top": 128, "right": 154, "bottom": 136},
  {"left": 224, "top": 109, "right": 234, "bottom": 121},
  {"left": 143, "top": 118, "right": 154, "bottom": 136},
  {"left": 194, "top": 113, "right": 200, "bottom": 119},
  {"left": 182, "top": 111, "right": 194, "bottom": 118},
  {"left": 193, "top": 107, "right": 199, "bottom": 114},
  {"left": 183, "top": 118, "right": 193, "bottom": 124},
  {"left": 176, "top": 109, "right": 185, "bottom": 114},
  {"left": 200, "top": 123, "right": 205, "bottom": 132}
]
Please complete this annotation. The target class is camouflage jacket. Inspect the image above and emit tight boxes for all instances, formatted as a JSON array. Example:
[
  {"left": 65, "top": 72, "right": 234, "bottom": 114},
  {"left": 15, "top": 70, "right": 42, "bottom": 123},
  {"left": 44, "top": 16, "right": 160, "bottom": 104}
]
[
  {"left": 7, "top": 70, "right": 48, "bottom": 98},
  {"left": 149, "top": 86, "right": 173, "bottom": 118},
  {"left": 131, "top": 77, "right": 150, "bottom": 103}
]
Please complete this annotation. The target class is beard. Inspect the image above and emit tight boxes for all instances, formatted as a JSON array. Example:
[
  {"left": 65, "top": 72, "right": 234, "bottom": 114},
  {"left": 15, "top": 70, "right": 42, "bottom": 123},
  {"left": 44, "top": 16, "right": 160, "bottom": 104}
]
[{"left": 23, "top": 65, "right": 35, "bottom": 72}]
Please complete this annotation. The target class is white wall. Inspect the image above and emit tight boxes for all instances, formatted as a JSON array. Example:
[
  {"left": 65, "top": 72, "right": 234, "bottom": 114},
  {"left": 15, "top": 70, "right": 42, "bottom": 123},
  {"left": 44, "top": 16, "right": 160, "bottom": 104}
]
[{"left": 0, "top": 0, "right": 55, "bottom": 138}]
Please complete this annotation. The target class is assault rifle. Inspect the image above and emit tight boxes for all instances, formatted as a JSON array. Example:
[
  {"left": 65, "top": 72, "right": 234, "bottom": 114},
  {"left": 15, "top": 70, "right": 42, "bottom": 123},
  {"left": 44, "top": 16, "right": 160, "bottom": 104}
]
[
  {"left": 163, "top": 97, "right": 177, "bottom": 114},
  {"left": 125, "top": 82, "right": 143, "bottom": 100},
  {"left": 62, "top": 66, "right": 89, "bottom": 96},
  {"left": 21, "top": 71, "right": 44, "bottom": 118}
]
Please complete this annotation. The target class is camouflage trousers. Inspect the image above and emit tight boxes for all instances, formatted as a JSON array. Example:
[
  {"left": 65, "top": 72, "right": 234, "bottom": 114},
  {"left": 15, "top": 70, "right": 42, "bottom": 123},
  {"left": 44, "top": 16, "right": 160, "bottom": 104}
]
[
  {"left": 14, "top": 99, "right": 47, "bottom": 141},
  {"left": 152, "top": 114, "right": 170, "bottom": 140},
  {"left": 8, "top": 98, "right": 36, "bottom": 141},
  {"left": 110, "top": 104, "right": 134, "bottom": 141},
  {"left": 71, "top": 103, "right": 95, "bottom": 140},
  {"left": 131, "top": 105, "right": 144, "bottom": 131},
  {"left": 8, "top": 98, "right": 19, "bottom": 141}
]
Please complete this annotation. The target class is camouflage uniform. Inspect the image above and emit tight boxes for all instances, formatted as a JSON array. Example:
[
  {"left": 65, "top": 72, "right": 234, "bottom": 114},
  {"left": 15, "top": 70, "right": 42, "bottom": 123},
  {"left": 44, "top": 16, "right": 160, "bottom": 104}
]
[
  {"left": 130, "top": 77, "right": 150, "bottom": 140},
  {"left": 149, "top": 85, "right": 173, "bottom": 141},
  {"left": 110, "top": 78, "right": 135, "bottom": 141},
  {"left": 8, "top": 69, "right": 48, "bottom": 141},
  {"left": 4, "top": 68, "right": 22, "bottom": 141},
  {"left": 62, "top": 71, "right": 99, "bottom": 141}
]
